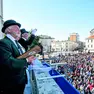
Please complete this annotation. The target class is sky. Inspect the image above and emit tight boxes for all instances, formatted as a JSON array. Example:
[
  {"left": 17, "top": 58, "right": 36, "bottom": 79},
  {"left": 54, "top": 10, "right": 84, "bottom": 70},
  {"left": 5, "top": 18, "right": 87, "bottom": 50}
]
[{"left": 3, "top": 0, "right": 94, "bottom": 42}]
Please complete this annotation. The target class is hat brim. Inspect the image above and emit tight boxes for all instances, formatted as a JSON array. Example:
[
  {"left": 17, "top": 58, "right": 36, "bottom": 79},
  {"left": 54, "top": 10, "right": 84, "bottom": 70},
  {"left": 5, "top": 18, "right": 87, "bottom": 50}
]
[
  {"left": 21, "top": 29, "right": 29, "bottom": 34},
  {"left": 2, "top": 23, "right": 21, "bottom": 33}
]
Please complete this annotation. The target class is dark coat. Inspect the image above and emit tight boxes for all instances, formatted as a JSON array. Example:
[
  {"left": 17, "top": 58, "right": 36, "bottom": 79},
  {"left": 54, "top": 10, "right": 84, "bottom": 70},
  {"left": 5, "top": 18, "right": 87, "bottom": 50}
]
[
  {"left": 0, "top": 36, "right": 27, "bottom": 88},
  {"left": 19, "top": 34, "right": 35, "bottom": 51}
]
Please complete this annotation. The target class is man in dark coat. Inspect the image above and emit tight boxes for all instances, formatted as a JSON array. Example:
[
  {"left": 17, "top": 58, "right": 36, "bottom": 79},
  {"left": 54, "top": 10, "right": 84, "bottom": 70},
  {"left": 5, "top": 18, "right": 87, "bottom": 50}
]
[
  {"left": 19, "top": 28, "right": 43, "bottom": 55},
  {"left": 19, "top": 28, "right": 36, "bottom": 51},
  {"left": 0, "top": 19, "right": 38, "bottom": 94}
]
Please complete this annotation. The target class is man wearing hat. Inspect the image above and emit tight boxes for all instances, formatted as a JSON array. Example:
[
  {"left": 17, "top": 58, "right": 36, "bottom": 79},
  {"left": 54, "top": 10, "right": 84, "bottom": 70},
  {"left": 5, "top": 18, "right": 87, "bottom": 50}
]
[
  {"left": 0, "top": 19, "right": 40, "bottom": 94},
  {"left": 18, "top": 28, "right": 36, "bottom": 94},
  {"left": 19, "top": 28, "right": 36, "bottom": 51}
]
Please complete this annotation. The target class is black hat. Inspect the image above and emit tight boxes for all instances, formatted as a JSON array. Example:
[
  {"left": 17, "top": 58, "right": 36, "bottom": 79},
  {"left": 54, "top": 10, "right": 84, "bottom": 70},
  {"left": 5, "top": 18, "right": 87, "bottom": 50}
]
[
  {"left": 20, "top": 28, "right": 28, "bottom": 34},
  {"left": 2, "top": 19, "right": 21, "bottom": 33}
]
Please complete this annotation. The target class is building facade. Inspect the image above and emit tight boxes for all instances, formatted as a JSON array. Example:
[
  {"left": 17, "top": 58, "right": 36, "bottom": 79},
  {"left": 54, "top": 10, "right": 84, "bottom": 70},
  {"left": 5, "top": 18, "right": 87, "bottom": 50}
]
[
  {"left": 39, "top": 35, "right": 54, "bottom": 53},
  {"left": 51, "top": 40, "right": 79, "bottom": 52},
  {"left": 85, "top": 29, "right": 94, "bottom": 52},
  {"left": 85, "top": 36, "right": 94, "bottom": 52},
  {"left": 69, "top": 33, "right": 79, "bottom": 42},
  {"left": 51, "top": 40, "right": 62, "bottom": 52}
]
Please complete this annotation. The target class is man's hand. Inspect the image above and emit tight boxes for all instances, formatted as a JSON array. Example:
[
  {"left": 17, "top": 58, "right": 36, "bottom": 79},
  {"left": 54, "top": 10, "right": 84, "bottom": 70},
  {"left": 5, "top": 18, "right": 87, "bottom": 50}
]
[{"left": 26, "top": 55, "right": 35, "bottom": 64}]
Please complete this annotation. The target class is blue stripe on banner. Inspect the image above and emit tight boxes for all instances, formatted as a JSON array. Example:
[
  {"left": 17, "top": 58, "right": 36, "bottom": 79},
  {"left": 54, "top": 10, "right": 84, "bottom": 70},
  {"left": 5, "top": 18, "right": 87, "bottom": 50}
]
[{"left": 43, "top": 62, "right": 80, "bottom": 94}]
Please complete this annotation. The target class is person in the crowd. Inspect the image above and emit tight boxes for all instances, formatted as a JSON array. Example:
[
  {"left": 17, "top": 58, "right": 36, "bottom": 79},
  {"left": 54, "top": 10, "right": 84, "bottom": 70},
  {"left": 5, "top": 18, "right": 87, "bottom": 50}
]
[{"left": 0, "top": 19, "right": 41, "bottom": 94}]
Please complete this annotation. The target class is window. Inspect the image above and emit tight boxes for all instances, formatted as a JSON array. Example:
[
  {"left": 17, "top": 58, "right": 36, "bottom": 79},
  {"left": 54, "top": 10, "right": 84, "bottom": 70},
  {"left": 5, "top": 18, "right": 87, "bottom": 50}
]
[
  {"left": 66, "top": 43, "right": 68, "bottom": 45},
  {"left": 91, "top": 39, "right": 93, "bottom": 43},
  {"left": 88, "top": 45, "right": 89, "bottom": 48},
  {"left": 91, "top": 45, "right": 93, "bottom": 48},
  {"left": 88, "top": 40, "right": 89, "bottom": 43}
]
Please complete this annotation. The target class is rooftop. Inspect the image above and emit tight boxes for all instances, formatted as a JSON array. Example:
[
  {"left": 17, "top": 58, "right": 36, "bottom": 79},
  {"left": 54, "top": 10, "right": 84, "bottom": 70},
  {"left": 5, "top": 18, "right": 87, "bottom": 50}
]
[{"left": 87, "top": 35, "right": 94, "bottom": 39}]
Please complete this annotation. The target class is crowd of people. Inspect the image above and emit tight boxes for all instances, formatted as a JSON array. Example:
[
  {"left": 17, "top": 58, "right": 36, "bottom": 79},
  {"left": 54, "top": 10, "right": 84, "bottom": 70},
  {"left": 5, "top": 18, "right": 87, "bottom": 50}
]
[
  {"left": 50, "top": 54, "right": 65, "bottom": 63},
  {"left": 57, "top": 53, "right": 94, "bottom": 94}
]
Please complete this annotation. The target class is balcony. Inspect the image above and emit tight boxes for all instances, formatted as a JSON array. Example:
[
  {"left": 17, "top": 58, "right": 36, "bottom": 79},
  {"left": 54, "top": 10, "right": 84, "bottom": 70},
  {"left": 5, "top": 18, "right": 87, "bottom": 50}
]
[{"left": 28, "top": 59, "right": 80, "bottom": 94}]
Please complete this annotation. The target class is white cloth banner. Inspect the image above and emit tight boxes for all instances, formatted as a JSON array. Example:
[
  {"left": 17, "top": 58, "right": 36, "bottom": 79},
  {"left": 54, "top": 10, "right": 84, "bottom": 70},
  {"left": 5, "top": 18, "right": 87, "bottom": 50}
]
[
  {"left": 24, "top": 58, "right": 48, "bottom": 94},
  {"left": 28, "top": 58, "right": 52, "bottom": 72}
]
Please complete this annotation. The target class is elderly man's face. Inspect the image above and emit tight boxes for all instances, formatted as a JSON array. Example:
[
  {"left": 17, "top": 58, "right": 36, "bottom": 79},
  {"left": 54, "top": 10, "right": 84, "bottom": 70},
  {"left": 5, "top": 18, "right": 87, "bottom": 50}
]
[{"left": 8, "top": 25, "right": 21, "bottom": 40}]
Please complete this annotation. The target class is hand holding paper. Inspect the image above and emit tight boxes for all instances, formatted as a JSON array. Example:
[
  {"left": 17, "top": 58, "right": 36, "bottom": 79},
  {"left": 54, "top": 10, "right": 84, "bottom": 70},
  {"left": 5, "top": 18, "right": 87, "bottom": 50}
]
[
  {"left": 32, "top": 29, "right": 37, "bottom": 35},
  {"left": 27, "top": 55, "right": 35, "bottom": 65}
]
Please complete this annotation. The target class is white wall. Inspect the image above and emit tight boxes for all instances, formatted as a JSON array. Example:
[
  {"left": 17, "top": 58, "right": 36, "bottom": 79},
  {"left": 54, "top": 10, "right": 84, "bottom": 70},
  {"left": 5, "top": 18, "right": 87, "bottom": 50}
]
[
  {"left": 39, "top": 38, "right": 53, "bottom": 52},
  {"left": 51, "top": 40, "right": 79, "bottom": 52},
  {"left": 85, "top": 39, "right": 94, "bottom": 52}
]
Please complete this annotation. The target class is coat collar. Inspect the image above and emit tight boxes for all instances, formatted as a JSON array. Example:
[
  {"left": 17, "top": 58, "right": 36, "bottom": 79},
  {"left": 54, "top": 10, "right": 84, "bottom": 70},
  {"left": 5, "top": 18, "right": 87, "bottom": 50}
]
[{"left": 5, "top": 36, "right": 21, "bottom": 56}]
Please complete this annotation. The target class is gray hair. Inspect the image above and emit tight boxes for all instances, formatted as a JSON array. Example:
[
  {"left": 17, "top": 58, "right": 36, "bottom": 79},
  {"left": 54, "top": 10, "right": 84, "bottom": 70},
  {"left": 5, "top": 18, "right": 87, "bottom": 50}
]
[{"left": 4, "top": 26, "right": 12, "bottom": 34}]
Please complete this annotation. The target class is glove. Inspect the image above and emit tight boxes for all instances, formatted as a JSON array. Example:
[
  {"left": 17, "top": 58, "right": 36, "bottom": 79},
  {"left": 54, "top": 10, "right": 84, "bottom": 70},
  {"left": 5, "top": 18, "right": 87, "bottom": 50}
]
[{"left": 32, "top": 29, "right": 37, "bottom": 35}]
